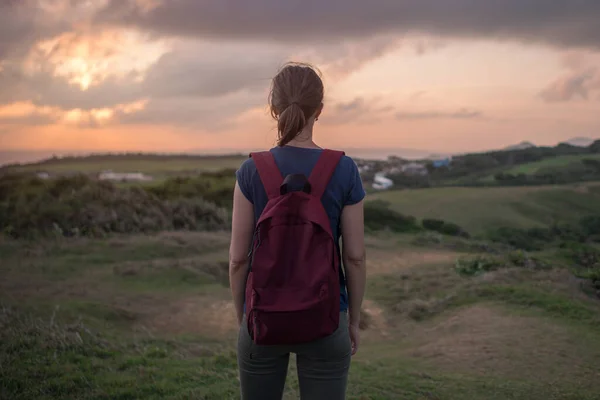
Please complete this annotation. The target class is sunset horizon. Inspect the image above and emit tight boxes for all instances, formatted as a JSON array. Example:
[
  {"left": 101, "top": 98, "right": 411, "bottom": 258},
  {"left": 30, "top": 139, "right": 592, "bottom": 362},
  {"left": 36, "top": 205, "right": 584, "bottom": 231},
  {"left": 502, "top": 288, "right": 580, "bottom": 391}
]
[{"left": 1, "top": 1, "right": 600, "bottom": 163}]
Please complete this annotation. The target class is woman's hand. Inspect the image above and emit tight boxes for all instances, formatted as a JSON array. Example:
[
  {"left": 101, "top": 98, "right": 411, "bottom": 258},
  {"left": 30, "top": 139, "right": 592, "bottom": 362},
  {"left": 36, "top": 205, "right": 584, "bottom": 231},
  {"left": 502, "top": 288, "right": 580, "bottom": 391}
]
[{"left": 349, "top": 323, "right": 360, "bottom": 355}]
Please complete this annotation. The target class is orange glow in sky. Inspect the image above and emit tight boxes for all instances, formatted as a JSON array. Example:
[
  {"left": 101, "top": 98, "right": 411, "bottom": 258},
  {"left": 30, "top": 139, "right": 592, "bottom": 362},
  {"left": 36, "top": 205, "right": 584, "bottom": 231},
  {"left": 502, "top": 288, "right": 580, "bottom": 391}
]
[{"left": 1, "top": 1, "right": 600, "bottom": 159}]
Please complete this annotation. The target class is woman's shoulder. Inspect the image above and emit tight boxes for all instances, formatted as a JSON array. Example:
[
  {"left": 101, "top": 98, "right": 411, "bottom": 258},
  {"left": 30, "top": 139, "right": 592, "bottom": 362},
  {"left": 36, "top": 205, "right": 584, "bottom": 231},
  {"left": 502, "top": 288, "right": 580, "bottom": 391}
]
[{"left": 336, "top": 153, "right": 360, "bottom": 175}]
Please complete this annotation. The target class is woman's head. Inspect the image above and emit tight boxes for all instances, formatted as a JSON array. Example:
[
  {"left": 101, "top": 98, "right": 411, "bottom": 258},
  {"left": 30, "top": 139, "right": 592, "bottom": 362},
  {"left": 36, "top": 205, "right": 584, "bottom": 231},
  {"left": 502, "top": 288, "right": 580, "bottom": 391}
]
[{"left": 268, "top": 62, "right": 324, "bottom": 146}]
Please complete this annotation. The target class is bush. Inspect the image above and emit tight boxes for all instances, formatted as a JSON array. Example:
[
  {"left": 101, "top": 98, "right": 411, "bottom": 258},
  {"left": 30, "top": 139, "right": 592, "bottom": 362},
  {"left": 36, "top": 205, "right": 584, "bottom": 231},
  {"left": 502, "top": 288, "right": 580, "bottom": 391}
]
[
  {"left": 0, "top": 173, "right": 229, "bottom": 239},
  {"left": 486, "top": 227, "right": 544, "bottom": 251},
  {"left": 506, "top": 250, "right": 550, "bottom": 270},
  {"left": 364, "top": 200, "right": 420, "bottom": 233},
  {"left": 146, "top": 170, "right": 236, "bottom": 208},
  {"left": 561, "top": 243, "right": 600, "bottom": 268},
  {"left": 421, "top": 218, "right": 470, "bottom": 238},
  {"left": 454, "top": 255, "right": 503, "bottom": 276},
  {"left": 580, "top": 216, "right": 600, "bottom": 237}
]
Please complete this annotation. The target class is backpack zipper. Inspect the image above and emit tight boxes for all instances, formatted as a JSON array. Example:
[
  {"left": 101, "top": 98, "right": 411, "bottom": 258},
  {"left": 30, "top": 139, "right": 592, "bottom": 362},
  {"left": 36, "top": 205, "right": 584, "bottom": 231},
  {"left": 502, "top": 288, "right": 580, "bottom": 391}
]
[{"left": 248, "top": 227, "right": 261, "bottom": 271}]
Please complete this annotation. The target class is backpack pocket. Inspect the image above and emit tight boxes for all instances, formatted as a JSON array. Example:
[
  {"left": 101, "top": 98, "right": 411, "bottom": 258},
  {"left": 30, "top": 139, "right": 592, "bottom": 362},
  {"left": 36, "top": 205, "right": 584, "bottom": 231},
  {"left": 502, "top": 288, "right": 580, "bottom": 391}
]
[{"left": 249, "top": 283, "right": 338, "bottom": 345}]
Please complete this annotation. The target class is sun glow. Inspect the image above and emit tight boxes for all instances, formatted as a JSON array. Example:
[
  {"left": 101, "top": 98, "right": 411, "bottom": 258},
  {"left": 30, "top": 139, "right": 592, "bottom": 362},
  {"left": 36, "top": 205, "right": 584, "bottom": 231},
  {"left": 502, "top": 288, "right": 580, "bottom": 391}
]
[{"left": 24, "top": 29, "right": 169, "bottom": 90}]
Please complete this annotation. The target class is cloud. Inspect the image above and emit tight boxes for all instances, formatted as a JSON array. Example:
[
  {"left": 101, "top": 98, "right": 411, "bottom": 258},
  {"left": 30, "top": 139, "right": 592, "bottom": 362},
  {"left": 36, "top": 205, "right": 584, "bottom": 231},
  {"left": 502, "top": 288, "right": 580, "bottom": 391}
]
[
  {"left": 540, "top": 53, "right": 600, "bottom": 102},
  {"left": 96, "top": 0, "right": 600, "bottom": 50},
  {"left": 0, "top": 37, "right": 286, "bottom": 109},
  {"left": 320, "top": 97, "right": 394, "bottom": 125},
  {"left": 0, "top": 100, "right": 147, "bottom": 128},
  {"left": 540, "top": 68, "right": 599, "bottom": 102},
  {"left": 395, "top": 108, "right": 484, "bottom": 120},
  {"left": 291, "top": 35, "right": 402, "bottom": 80},
  {"left": 0, "top": 21, "right": 405, "bottom": 129}
]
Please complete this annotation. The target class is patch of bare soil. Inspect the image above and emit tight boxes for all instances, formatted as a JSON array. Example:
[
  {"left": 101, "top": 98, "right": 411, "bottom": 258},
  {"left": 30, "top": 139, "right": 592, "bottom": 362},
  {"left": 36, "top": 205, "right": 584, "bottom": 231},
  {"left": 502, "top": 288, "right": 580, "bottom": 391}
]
[
  {"left": 367, "top": 250, "right": 456, "bottom": 275},
  {"left": 145, "top": 296, "right": 239, "bottom": 338},
  {"left": 360, "top": 299, "right": 391, "bottom": 339},
  {"left": 407, "top": 305, "right": 599, "bottom": 383}
]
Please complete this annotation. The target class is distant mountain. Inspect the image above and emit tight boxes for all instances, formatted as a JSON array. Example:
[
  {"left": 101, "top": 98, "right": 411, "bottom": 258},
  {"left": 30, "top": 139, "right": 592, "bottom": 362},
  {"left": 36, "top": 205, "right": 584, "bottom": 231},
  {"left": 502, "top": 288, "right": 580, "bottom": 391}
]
[
  {"left": 502, "top": 141, "right": 536, "bottom": 151},
  {"left": 562, "top": 137, "right": 595, "bottom": 147}
]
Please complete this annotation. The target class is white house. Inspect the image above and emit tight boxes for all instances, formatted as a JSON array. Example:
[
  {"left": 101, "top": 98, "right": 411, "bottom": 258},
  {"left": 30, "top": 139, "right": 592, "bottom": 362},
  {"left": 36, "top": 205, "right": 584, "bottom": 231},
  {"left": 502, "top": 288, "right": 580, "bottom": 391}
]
[
  {"left": 98, "top": 171, "right": 153, "bottom": 182},
  {"left": 401, "top": 162, "right": 428, "bottom": 176},
  {"left": 372, "top": 173, "right": 393, "bottom": 190}
]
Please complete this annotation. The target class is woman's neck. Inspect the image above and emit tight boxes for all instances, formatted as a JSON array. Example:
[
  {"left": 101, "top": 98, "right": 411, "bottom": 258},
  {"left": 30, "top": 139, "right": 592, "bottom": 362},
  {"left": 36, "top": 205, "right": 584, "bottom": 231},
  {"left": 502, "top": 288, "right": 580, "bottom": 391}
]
[{"left": 285, "top": 127, "right": 320, "bottom": 149}]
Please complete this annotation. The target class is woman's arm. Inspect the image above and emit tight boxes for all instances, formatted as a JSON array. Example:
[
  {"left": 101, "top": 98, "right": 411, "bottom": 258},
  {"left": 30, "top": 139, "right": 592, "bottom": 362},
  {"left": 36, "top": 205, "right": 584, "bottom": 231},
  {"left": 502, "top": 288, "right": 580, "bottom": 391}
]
[
  {"left": 340, "top": 200, "right": 366, "bottom": 328},
  {"left": 229, "top": 181, "right": 255, "bottom": 326}
]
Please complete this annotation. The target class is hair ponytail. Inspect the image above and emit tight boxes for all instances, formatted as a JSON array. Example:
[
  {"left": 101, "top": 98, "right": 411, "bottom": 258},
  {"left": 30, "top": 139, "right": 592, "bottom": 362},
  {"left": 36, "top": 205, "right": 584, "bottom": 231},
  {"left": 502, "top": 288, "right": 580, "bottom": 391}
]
[{"left": 277, "top": 103, "right": 307, "bottom": 146}]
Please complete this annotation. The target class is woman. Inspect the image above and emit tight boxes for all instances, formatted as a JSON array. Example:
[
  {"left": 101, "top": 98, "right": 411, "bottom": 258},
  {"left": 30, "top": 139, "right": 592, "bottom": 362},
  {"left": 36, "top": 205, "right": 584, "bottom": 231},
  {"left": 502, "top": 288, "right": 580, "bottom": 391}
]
[{"left": 229, "top": 62, "right": 366, "bottom": 400}]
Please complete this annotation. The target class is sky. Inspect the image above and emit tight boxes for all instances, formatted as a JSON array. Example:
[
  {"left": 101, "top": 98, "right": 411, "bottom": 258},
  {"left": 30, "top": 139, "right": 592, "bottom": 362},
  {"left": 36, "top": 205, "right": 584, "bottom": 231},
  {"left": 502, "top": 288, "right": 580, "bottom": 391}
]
[{"left": 1, "top": 0, "right": 600, "bottom": 160}]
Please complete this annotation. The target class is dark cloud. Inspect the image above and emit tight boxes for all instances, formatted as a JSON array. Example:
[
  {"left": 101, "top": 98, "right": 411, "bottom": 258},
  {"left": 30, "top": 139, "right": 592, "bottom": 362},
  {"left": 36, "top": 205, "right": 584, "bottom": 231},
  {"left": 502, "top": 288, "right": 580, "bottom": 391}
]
[
  {"left": 96, "top": 0, "right": 600, "bottom": 50},
  {"left": 395, "top": 108, "right": 483, "bottom": 120},
  {"left": 0, "top": 1, "right": 73, "bottom": 61}
]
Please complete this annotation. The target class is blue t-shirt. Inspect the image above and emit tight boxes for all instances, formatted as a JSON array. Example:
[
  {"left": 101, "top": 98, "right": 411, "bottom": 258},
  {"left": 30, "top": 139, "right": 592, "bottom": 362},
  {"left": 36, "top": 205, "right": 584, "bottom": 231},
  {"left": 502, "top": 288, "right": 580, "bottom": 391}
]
[{"left": 236, "top": 145, "right": 366, "bottom": 312}]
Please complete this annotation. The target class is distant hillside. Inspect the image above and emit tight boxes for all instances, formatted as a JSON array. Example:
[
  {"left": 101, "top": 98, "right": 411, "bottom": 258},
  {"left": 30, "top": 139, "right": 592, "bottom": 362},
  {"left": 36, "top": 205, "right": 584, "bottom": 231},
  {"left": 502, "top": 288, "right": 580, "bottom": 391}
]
[
  {"left": 563, "top": 137, "right": 596, "bottom": 147},
  {"left": 502, "top": 141, "right": 536, "bottom": 151},
  {"left": 0, "top": 152, "right": 247, "bottom": 178}
]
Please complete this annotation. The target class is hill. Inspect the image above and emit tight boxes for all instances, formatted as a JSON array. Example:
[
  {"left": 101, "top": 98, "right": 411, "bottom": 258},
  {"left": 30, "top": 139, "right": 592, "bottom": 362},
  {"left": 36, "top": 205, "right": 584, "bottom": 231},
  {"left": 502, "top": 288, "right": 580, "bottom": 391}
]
[
  {"left": 371, "top": 182, "right": 600, "bottom": 235},
  {"left": 1, "top": 153, "right": 247, "bottom": 178},
  {"left": 503, "top": 153, "right": 600, "bottom": 175},
  {"left": 2, "top": 229, "right": 600, "bottom": 399},
  {"left": 564, "top": 137, "right": 596, "bottom": 147},
  {"left": 3, "top": 154, "right": 600, "bottom": 398},
  {"left": 502, "top": 141, "right": 536, "bottom": 151}
]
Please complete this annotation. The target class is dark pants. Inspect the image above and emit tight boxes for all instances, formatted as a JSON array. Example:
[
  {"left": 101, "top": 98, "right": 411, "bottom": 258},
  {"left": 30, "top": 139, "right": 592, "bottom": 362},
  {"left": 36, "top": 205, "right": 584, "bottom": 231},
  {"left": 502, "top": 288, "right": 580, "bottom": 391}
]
[{"left": 237, "top": 312, "right": 352, "bottom": 400}]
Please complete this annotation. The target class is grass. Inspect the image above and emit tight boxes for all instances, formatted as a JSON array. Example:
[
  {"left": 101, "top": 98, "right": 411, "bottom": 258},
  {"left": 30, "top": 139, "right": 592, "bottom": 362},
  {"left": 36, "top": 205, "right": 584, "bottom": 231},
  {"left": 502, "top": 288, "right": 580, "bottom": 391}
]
[
  {"left": 504, "top": 154, "right": 600, "bottom": 175},
  {"left": 3, "top": 231, "right": 600, "bottom": 399},
  {"left": 2, "top": 302, "right": 599, "bottom": 400},
  {"left": 4, "top": 154, "right": 247, "bottom": 177},
  {"left": 371, "top": 183, "right": 600, "bottom": 235}
]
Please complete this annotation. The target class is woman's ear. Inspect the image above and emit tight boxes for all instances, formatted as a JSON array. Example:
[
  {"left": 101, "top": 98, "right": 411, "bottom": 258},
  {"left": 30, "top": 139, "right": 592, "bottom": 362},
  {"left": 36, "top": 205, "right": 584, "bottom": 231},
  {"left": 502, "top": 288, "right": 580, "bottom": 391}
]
[{"left": 315, "top": 102, "right": 323, "bottom": 121}]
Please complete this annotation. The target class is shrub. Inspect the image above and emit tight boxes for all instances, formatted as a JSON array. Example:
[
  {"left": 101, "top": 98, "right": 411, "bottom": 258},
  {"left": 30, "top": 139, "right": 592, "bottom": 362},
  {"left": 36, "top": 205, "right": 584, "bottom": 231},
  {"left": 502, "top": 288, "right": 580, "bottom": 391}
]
[
  {"left": 0, "top": 173, "right": 229, "bottom": 239},
  {"left": 561, "top": 243, "right": 600, "bottom": 268},
  {"left": 486, "top": 227, "right": 544, "bottom": 251},
  {"left": 422, "top": 218, "right": 470, "bottom": 238},
  {"left": 454, "top": 255, "right": 503, "bottom": 276},
  {"left": 506, "top": 250, "right": 550, "bottom": 270},
  {"left": 145, "top": 170, "right": 236, "bottom": 208},
  {"left": 580, "top": 215, "right": 600, "bottom": 237},
  {"left": 364, "top": 201, "right": 420, "bottom": 233}
]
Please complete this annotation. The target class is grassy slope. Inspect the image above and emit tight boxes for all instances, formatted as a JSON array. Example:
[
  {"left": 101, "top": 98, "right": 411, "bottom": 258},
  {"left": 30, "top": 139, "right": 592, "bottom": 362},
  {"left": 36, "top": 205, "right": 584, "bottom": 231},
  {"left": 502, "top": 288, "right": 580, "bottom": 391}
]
[
  {"left": 2, "top": 232, "right": 600, "bottom": 399},
  {"left": 504, "top": 153, "right": 600, "bottom": 174},
  {"left": 371, "top": 183, "right": 600, "bottom": 235},
  {"left": 4, "top": 155, "right": 247, "bottom": 176}
]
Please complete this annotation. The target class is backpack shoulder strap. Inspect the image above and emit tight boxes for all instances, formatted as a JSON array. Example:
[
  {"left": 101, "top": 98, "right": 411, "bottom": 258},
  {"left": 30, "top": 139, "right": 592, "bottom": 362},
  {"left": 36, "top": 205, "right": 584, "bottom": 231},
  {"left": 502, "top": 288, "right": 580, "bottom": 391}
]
[
  {"left": 308, "top": 149, "right": 345, "bottom": 199},
  {"left": 250, "top": 151, "right": 283, "bottom": 199}
]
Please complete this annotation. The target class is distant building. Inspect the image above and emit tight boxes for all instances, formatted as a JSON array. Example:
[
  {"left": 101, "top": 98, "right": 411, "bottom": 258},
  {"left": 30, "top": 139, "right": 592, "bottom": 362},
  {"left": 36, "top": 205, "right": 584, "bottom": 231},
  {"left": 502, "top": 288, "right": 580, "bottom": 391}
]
[
  {"left": 372, "top": 173, "right": 393, "bottom": 190},
  {"left": 431, "top": 157, "right": 452, "bottom": 168},
  {"left": 98, "top": 171, "right": 153, "bottom": 182},
  {"left": 401, "top": 162, "right": 428, "bottom": 176},
  {"left": 36, "top": 172, "right": 50, "bottom": 179}
]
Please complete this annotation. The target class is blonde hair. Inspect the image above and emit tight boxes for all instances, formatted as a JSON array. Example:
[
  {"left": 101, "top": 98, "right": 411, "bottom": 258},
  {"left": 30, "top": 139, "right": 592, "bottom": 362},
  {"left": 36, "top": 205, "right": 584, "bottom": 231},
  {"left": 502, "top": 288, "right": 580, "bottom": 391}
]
[{"left": 268, "top": 62, "right": 324, "bottom": 146}]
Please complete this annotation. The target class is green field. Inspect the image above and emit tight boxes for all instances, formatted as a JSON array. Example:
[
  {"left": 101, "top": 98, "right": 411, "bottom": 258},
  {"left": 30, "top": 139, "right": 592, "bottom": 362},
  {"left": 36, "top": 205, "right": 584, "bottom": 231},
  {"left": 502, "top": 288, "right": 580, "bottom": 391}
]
[
  {"left": 4, "top": 154, "right": 247, "bottom": 177},
  {"left": 371, "top": 183, "right": 600, "bottom": 235},
  {"left": 3, "top": 154, "right": 600, "bottom": 399},
  {"left": 2, "top": 232, "right": 600, "bottom": 399},
  {"left": 502, "top": 154, "right": 600, "bottom": 175}
]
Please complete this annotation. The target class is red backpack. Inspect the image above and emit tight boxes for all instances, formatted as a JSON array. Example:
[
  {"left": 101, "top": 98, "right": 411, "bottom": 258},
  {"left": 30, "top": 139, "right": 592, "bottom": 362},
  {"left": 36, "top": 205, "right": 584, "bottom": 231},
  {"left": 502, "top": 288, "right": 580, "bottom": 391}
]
[{"left": 245, "top": 149, "right": 344, "bottom": 345}]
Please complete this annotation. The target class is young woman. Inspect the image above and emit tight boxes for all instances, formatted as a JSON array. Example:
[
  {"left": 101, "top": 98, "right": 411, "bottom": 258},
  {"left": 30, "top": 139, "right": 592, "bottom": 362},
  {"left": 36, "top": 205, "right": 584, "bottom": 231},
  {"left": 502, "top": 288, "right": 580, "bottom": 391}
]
[{"left": 229, "top": 62, "right": 366, "bottom": 400}]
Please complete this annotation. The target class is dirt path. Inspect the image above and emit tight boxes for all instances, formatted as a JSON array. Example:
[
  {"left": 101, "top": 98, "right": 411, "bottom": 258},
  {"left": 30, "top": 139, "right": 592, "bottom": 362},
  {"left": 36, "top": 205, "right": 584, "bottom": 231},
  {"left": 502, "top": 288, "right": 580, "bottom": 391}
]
[{"left": 404, "top": 305, "right": 599, "bottom": 383}]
